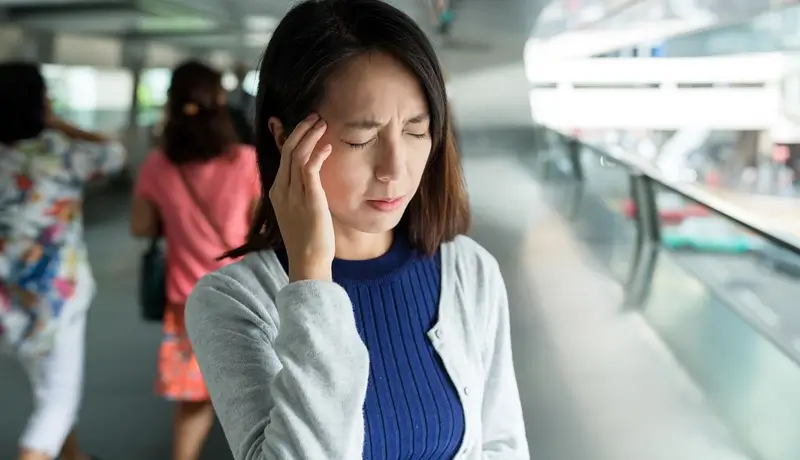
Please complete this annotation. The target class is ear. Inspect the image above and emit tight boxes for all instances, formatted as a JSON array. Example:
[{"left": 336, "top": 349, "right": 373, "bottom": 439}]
[{"left": 267, "top": 117, "right": 287, "bottom": 150}]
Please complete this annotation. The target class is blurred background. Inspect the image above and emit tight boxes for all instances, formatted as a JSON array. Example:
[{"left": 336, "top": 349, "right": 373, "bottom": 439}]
[{"left": 3, "top": 0, "right": 800, "bottom": 459}]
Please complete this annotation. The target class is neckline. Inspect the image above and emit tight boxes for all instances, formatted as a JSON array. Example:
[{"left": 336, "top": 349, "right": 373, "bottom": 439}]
[
  {"left": 331, "top": 234, "right": 412, "bottom": 282},
  {"left": 272, "top": 235, "right": 422, "bottom": 286},
  {"left": 259, "top": 237, "right": 455, "bottom": 335}
]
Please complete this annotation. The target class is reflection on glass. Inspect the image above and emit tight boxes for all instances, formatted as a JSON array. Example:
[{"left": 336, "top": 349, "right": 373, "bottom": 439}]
[
  {"left": 532, "top": 124, "right": 800, "bottom": 460},
  {"left": 651, "top": 184, "right": 800, "bottom": 353},
  {"left": 645, "top": 188, "right": 800, "bottom": 460}
]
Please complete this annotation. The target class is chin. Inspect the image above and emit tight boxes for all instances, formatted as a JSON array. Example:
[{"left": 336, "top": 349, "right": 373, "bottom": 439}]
[
  {"left": 340, "top": 207, "right": 407, "bottom": 234},
  {"left": 358, "top": 213, "right": 405, "bottom": 234}
]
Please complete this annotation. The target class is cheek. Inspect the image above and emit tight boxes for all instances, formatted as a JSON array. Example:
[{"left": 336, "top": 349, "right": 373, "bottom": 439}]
[
  {"left": 408, "top": 143, "right": 433, "bottom": 186},
  {"left": 318, "top": 148, "right": 368, "bottom": 205}
]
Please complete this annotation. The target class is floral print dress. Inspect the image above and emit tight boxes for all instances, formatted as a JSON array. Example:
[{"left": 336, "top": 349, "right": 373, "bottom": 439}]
[{"left": 0, "top": 129, "right": 125, "bottom": 359}]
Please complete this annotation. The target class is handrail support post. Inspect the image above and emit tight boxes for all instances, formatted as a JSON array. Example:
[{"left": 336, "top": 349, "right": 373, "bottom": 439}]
[{"left": 625, "top": 173, "right": 661, "bottom": 308}]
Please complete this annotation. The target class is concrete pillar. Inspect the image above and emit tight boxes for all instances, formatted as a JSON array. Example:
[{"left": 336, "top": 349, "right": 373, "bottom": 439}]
[{"left": 120, "top": 40, "right": 148, "bottom": 172}]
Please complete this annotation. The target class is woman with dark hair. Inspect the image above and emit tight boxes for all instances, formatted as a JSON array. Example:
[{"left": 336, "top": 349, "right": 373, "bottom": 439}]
[
  {"left": 0, "top": 62, "right": 126, "bottom": 460},
  {"left": 185, "top": 1, "right": 529, "bottom": 459},
  {"left": 130, "top": 60, "right": 260, "bottom": 460}
]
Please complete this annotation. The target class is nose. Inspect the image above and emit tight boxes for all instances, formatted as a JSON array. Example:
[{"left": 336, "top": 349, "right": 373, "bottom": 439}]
[{"left": 374, "top": 138, "right": 403, "bottom": 183}]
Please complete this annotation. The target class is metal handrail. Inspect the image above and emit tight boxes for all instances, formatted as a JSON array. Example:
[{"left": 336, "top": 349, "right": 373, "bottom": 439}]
[{"left": 545, "top": 126, "right": 800, "bottom": 256}]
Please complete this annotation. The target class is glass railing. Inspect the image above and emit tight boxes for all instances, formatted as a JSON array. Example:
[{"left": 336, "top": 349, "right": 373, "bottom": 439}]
[{"left": 525, "top": 124, "right": 800, "bottom": 460}]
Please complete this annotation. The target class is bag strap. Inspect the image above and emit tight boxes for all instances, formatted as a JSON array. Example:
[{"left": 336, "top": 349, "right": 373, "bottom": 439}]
[{"left": 176, "top": 168, "right": 231, "bottom": 250}]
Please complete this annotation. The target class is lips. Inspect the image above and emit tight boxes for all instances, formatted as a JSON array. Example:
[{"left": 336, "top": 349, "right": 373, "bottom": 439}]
[{"left": 366, "top": 195, "right": 406, "bottom": 212}]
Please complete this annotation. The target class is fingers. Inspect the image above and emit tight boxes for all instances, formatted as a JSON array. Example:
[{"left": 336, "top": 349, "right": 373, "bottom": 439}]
[
  {"left": 272, "top": 138, "right": 292, "bottom": 193},
  {"left": 304, "top": 144, "right": 332, "bottom": 201},
  {"left": 290, "top": 118, "right": 328, "bottom": 193},
  {"left": 281, "top": 113, "right": 321, "bottom": 160},
  {"left": 272, "top": 113, "right": 324, "bottom": 196}
]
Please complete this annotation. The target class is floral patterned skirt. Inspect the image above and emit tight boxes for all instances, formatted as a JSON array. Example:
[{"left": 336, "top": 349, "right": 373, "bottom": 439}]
[{"left": 156, "top": 303, "right": 209, "bottom": 401}]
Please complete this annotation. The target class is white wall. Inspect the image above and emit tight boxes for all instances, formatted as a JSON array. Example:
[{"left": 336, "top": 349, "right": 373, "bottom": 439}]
[{"left": 525, "top": 54, "right": 789, "bottom": 130}]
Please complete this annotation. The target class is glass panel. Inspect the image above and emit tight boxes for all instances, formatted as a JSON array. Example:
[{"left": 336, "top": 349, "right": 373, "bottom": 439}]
[
  {"left": 532, "top": 126, "right": 800, "bottom": 460},
  {"left": 523, "top": 131, "right": 638, "bottom": 283},
  {"left": 574, "top": 146, "right": 637, "bottom": 282},
  {"left": 653, "top": 184, "right": 800, "bottom": 351},
  {"left": 645, "top": 183, "right": 800, "bottom": 460}
]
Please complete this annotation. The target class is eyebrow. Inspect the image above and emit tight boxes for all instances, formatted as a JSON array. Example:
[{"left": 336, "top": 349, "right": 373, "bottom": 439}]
[
  {"left": 343, "top": 113, "right": 430, "bottom": 130},
  {"left": 406, "top": 113, "right": 430, "bottom": 124},
  {"left": 344, "top": 119, "right": 383, "bottom": 130}
]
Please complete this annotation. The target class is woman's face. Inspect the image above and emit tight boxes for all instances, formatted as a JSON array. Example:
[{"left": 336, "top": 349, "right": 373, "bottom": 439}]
[{"left": 315, "top": 52, "right": 433, "bottom": 237}]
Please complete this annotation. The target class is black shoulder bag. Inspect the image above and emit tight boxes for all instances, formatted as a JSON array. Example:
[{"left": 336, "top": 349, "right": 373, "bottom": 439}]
[{"left": 139, "top": 235, "right": 166, "bottom": 322}]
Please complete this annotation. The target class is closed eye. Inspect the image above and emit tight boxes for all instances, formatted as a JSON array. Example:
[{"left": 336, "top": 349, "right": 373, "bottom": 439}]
[
  {"left": 345, "top": 132, "right": 428, "bottom": 149},
  {"left": 345, "top": 138, "right": 376, "bottom": 149}
]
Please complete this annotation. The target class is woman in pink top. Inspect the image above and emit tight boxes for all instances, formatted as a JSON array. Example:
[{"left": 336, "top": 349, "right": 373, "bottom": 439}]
[{"left": 129, "top": 60, "right": 259, "bottom": 460}]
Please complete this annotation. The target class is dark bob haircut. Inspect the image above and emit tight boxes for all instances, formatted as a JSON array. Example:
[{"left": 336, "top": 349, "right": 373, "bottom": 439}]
[
  {"left": 162, "top": 60, "right": 237, "bottom": 165},
  {"left": 228, "top": 0, "right": 470, "bottom": 258},
  {"left": 0, "top": 62, "right": 47, "bottom": 145}
]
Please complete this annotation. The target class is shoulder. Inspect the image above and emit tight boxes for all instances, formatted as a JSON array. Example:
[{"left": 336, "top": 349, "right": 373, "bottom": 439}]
[
  {"left": 443, "top": 235, "right": 507, "bottom": 334},
  {"left": 141, "top": 148, "right": 168, "bottom": 170},
  {"left": 201, "top": 250, "right": 284, "bottom": 293},
  {"left": 32, "top": 129, "right": 70, "bottom": 157},
  {"left": 233, "top": 144, "right": 257, "bottom": 163},
  {"left": 186, "top": 251, "right": 286, "bottom": 339},
  {"left": 446, "top": 234, "right": 502, "bottom": 286},
  {"left": 135, "top": 150, "right": 169, "bottom": 187}
]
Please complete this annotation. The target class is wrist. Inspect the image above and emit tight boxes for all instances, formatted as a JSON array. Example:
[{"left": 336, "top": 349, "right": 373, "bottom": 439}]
[{"left": 289, "top": 264, "right": 332, "bottom": 283}]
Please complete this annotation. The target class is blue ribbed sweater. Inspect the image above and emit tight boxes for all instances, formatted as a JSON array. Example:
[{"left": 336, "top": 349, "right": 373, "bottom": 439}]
[{"left": 276, "top": 236, "right": 465, "bottom": 459}]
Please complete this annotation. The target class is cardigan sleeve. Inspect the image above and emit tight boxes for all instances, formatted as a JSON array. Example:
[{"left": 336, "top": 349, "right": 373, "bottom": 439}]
[{"left": 185, "top": 269, "right": 370, "bottom": 460}]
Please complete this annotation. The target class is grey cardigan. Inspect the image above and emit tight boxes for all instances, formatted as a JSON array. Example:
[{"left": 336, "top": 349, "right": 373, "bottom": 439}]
[{"left": 185, "top": 235, "right": 529, "bottom": 460}]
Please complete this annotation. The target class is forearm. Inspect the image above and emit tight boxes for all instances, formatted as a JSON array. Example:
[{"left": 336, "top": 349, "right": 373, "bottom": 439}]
[{"left": 50, "top": 118, "right": 109, "bottom": 143}]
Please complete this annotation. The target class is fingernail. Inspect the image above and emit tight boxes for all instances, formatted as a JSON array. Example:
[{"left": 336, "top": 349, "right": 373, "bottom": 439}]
[{"left": 307, "top": 113, "right": 319, "bottom": 121}]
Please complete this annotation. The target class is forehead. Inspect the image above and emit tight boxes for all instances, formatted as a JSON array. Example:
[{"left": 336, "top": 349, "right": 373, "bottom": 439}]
[{"left": 319, "top": 52, "right": 428, "bottom": 120}]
